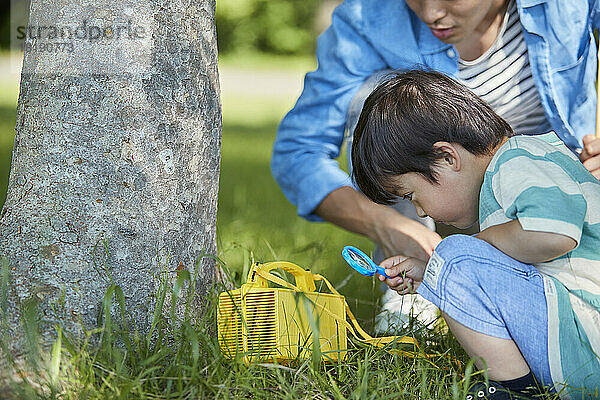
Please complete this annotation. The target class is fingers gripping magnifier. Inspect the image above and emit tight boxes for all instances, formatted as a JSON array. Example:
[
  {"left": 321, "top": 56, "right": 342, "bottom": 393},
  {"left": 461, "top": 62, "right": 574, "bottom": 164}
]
[{"left": 341, "top": 246, "right": 391, "bottom": 278}]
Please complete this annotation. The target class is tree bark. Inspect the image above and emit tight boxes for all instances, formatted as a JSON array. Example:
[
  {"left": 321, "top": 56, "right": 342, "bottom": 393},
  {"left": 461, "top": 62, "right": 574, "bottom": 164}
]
[{"left": 0, "top": 0, "right": 221, "bottom": 357}]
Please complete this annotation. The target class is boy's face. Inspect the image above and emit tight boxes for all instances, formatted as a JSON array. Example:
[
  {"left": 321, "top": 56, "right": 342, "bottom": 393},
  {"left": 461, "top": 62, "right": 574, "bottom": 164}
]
[
  {"left": 387, "top": 171, "right": 480, "bottom": 229},
  {"left": 385, "top": 142, "right": 487, "bottom": 229}
]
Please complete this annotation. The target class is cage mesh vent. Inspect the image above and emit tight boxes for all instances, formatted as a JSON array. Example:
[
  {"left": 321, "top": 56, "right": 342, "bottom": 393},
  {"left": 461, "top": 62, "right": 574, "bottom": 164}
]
[
  {"left": 245, "top": 291, "right": 277, "bottom": 356},
  {"left": 218, "top": 292, "right": 243, "bottom": 358}
]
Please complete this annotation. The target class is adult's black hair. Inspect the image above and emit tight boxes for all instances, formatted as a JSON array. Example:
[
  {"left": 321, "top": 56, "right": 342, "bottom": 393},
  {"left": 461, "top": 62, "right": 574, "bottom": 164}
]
[{"left": 351, "top": 69, "right": 513, "bottom": 205}]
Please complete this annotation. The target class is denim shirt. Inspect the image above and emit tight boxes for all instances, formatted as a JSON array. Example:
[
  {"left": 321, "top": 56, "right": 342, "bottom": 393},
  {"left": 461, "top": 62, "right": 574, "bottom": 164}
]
[{"left": 271, "top": 0, "right": 600, "bottom": 221}]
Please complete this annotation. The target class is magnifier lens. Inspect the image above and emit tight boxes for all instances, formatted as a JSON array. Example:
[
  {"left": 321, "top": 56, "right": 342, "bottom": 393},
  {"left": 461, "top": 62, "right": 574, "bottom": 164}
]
[{"left": 348, "top": 249, "right": 374, "bottom": 272}]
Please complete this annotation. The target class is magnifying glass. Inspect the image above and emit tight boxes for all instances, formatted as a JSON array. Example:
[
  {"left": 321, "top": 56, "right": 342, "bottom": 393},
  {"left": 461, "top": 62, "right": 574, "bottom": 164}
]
[{"left": 341, "top": 246, "right": 391, "bottom": 278}]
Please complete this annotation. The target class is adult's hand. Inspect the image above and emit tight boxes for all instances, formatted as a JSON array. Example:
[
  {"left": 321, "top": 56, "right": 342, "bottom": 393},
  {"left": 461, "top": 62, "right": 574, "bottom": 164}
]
[
  {"left": 580, "top": 134, "right": 600, "bottom": 179},
  {"left": 371, "top": 205, "right": 442, "bottom": 260},
  {"left": 315, "top": 186, "right": 441, "bottom": 260}
]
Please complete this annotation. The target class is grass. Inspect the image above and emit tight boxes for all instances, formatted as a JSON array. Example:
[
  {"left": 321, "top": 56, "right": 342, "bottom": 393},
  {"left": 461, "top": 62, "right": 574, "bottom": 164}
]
[
  {"left": 1, "top": 255, "right": 478, "bottom": 400},
  {"left": 0, "top": 53, "right": 561, "bottom": 398}
]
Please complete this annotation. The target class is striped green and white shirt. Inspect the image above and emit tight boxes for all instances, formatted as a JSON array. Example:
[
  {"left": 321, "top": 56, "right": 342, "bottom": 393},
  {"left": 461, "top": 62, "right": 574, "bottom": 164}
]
[{"left": 480, "top": 132, "right": 600, "bottom": 398}]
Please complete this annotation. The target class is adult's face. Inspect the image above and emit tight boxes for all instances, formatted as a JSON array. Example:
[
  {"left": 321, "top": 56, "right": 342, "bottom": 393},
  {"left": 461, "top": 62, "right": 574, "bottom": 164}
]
[{"left": 405, "top": 0, "right": 507, "bottom": 44}]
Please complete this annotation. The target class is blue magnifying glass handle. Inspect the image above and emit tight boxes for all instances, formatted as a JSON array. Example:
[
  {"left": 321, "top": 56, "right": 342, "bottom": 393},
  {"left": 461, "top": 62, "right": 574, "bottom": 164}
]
[{"left": 341, "top": 246, "right": 391, "bottom": 278}]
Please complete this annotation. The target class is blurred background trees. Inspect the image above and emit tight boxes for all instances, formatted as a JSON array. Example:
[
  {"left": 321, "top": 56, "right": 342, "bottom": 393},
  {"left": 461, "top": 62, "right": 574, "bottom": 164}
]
[
  {"left": 217, "top": 0, "right": 320, "bottom": 55},
  {"left": 217, "top": 0, "right": 341, "bottom": 56}
]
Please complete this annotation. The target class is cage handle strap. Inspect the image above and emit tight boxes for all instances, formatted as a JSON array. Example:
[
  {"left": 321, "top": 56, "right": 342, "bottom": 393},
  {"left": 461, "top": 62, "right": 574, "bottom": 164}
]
[
  {"left": 249, "top": 262, "right": 316, "bottom": 292},
  {"left": 313, "top": 273, "right": 459, "bottom": 365},
  {"left": 252, "top": 267, "right": 461, "bottom": 368}
]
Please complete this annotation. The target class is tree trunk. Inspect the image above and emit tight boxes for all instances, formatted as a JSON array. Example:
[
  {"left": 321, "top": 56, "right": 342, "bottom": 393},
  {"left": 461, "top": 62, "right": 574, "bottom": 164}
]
[{"left": 0, "top": 0, "right": 221, "bottom": 356}]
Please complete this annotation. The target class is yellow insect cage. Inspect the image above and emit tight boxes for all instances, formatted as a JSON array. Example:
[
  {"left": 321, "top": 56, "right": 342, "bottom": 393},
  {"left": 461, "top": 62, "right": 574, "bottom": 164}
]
[{"left": 217, "top": 261, "right": 419, "bottom": 365}]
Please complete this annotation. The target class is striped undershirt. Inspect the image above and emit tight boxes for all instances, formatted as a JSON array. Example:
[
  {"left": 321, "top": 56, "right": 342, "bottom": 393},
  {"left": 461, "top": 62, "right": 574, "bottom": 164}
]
[{"left": 458, "top": 0, "right": 551, "bottom": 135}]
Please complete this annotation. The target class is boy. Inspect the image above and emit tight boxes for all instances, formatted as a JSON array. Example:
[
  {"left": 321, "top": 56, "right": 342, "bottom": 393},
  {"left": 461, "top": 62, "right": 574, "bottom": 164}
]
[{"left": 351, "top": 70, "right": 600, "bottom": 399}]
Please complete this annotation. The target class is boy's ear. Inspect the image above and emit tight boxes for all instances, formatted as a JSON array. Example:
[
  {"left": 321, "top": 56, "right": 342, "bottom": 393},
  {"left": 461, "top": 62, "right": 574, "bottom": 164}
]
[{"left": 432, "top": 142, "right": 461, "bottom": 171}]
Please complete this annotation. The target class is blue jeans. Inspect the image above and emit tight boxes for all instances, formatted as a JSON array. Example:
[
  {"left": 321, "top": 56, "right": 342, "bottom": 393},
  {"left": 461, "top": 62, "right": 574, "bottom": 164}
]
[{"left": 417, "top": 234, "right": 554, "bottom": 388}]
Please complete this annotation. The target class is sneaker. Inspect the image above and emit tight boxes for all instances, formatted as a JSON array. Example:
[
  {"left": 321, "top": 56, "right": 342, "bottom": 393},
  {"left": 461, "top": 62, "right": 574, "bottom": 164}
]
[{"left": 466, "top": 381, "right": 535, "bottom": 400}]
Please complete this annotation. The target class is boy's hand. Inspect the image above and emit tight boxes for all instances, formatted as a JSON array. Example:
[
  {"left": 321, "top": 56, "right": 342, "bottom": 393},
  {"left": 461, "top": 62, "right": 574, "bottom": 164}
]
[
  {"left": 377, "top": 255, "right": 427, "bottom": 295},
  {"left": 580, "top": 135, "right": 600, "bottom": 180}
]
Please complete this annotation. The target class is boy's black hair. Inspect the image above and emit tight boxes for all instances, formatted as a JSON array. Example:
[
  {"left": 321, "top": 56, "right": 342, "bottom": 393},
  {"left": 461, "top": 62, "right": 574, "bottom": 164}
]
[{"left": 351, "top": 69, "right": 514, "bottom": 205}]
